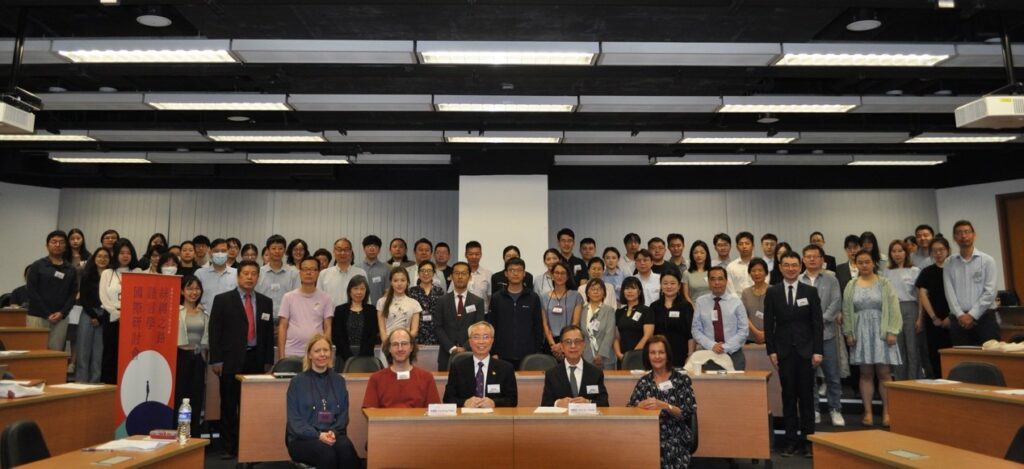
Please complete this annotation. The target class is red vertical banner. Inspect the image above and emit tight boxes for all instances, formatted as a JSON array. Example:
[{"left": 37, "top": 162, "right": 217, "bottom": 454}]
[{"left": 115, "top": 272, "right": 180, "bottom": 436}]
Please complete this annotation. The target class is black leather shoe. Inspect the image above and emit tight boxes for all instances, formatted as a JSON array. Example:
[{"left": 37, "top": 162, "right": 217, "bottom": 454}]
[
  {"left": 803, "top": 443, "right": 813, "bottom": 458},
  {"left": 780, "top": 445, "right": 797, "bottom": 457}
]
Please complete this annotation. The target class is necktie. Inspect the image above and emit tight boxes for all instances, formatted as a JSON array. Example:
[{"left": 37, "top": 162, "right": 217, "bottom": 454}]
[
  {"left": 244, "top": 293, "right": 255, "bottom": 343},
  {"left": 475, "top": 362, "right": 485, "bottom": 397},
  {"left": 569, "top": 365, "right": 579, "bottom": 397},
  {"left": 457, "top": 294, "right": 466, "bottom": 319},
  {"left": 712, "top": 297, "right": 725, "bottom": 344},
  {"left": 787, "top": 285, "right": 794, "bottom": 307}
]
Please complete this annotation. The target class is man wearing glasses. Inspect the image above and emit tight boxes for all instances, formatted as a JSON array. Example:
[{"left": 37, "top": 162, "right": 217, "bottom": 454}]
[
  {"left": 362, "top": 328, "right": 441, "bottom": 408},
  {"left": 490, "top": 258, "right": 544, "bottom": 370},
  {"left": 406, "top": 238, "right": 446, "bottom": 290},
  {"left": 541, "top": 325, "right": 609, "bottom": 407},
  {"left": 434, "top": 262, "right": 486, "bottom": 370},
  {"left": 277, "top": 257, "right": 334, "bottom": 360},
  {"left": 943, "top": 220, "right": 1000, "bottom": 346},
  {"left": 443, "top": 321, "right": 518, "bottom": 407}
]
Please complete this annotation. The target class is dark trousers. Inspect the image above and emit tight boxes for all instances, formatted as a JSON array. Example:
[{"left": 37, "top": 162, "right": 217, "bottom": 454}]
[
  {"left": 219, "top": 348, "right": 264, "bottom": 455},
  {"left": 924, "top": 318, "right": 952, "bottom": 378},
  {"left": 949, "top": 312, "right": 1000, "bottom": 346},
  {"left": 779, "top": 352, "right": 815, "bottom": 447},
  {"left": 101, "top": 320, "right": 119, "bottom": 384},
  {"left": 287, "top": 435, "right": 359, "bottom": 469},
  {"left": 175, "top": 348, "right": 206, "bottom": 436}
]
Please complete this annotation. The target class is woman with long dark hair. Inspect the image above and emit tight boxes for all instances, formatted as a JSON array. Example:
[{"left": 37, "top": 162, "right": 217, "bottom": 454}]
[
  {"left": 684, "top": 241, "right": 712, "bottom": 302},
  {"left": 176, "top": 275, "right": 208, "bottom": 437},
  {"left": 332, "top": 276, "right": 379, "bottom": 364},
  {"left": 65, "top": 228, "right": 90, "bottom": 267},
  {"left": 99, "top": 238, "right": 140, "bottom": 384},
  {"left": 75, "top": 246, "right": 110, "bottom": 383}
]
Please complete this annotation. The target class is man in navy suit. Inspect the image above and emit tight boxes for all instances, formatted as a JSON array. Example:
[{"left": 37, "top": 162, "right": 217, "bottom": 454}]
[
  {"left": 541, "top": 325, "right": 609, "bottom": 407},
  {"left": 764, "top": 252, "right": 824, "bottom": 458},
  {"left": 443, "top": 321, "right": 517, "bottom": 407},
  {"left": 209, "top": 260, "right": 275, "bottom": 459}
]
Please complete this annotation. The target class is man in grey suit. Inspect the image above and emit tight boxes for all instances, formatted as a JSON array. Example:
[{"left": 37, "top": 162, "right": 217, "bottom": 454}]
[
  {"left": 799, "top": 244, "right": 844, "bottom": 427},
  {"left": 434, "top": 262, "right": 486, "bottom": 370}
]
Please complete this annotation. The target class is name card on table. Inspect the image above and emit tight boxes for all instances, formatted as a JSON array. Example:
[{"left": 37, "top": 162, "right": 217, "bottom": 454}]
[
  {"left": 428, "top": 403, "right": 458, "bottom": 416},
  {"left": 568, "top": 403, "right": 598, "bottom": 416}
]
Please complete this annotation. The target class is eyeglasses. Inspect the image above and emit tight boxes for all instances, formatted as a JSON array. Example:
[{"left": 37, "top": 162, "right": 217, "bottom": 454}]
[
  {"left": 562, "top": 338, "right": 584, "bottom": 346},
  {"left": 419, "top": 269, "right": 435, "bottom": 274},
  {"left": 506, "top": 268, "right": 525, "bottom": 274},
  {"left": 390, "top": 341, "right": 412, "bottom": 348},
  {"left": 470, "top": 334, "right": 492, "bottom": 341}
]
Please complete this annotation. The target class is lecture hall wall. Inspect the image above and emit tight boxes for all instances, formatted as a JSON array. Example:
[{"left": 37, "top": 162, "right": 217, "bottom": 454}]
[{"left": 1, "top": 180, "right": 1023, "bottom": 294}]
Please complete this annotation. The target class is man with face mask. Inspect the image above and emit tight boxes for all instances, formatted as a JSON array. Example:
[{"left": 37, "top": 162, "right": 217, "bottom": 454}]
[{"left": 195, "top": 238, "right": 238, "bottom": 312}]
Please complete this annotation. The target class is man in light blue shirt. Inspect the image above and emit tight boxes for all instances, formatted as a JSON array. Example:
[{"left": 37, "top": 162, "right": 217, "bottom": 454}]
[
  {"left": 255, "top": 234, "right": 299, "bottom": 321},
  {"left": 359, "top": 235, "right": 390, "bottom": 305},
  {"left": 692, "top": 266, "right": 749, "bottom": 370},
  {"left": 195, "top": 238, "right": 238, "bottom": 312},
  {"left": 942, "top": 220, "right": 1000, "bottom": 345}
]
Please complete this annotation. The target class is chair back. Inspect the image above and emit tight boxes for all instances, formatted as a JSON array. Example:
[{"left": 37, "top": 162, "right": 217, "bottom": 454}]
[
  {"left": 344, "top": 356, "right": 384, "bottom": 373},
  {"left": 618, "top": 350, "right": 645, "bottom": 370},
  {"left": 519, "top": 353, "right": 558, "bottom": 371},
  {"left": 1, "top": 420, "right": 50, "bottom": 469},
  {"left": 271, "top": 357, "right": 304, "bottom": 374},
  {"left": 947, "top": 361, "right": 1006, "bottom": 386},
  {"left": 689, "top": 408, "right": 699, "bottom": 454},
  {"left": 448, "top": 351, "right": 474, "bottom": 369},
  {"left": 1007, "top": 423, "right": 1024, "bottom": 463}
]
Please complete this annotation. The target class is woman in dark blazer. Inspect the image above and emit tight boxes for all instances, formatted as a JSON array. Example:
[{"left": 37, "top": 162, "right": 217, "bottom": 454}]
[{"left": 331, "top": 275, "right": 379, "bottom": 366}]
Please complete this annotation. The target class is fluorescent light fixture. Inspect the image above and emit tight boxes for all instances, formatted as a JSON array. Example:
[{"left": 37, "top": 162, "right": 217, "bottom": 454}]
[
  {"left": 940, "top": 44, "right": 1024, "bottom": 67},
  {"left": 0, "top": 131, "right": 93, "bottom": 141},
  {"left": 681, "top": 131, "right": 798, "bottom": 144},
  {"left": 434, "top": 95, "right": 577, "bottom": 112},
  {"left": 937, "top": 0, "right": 955, "bottom": 8},
  {"left": 39, "top": 92, "right": 149, "bottom": 111},
  {"left": 794, "top": 132, "right": 908, "bottom": 144},
  {"left": 853, "top": 96, "right": 975, "bottom": 113},
  {"left": 0, "top": 39, "right": 66, "bottom": 64},
  {"left": 354, "top": 153, "right": 451, "bottom": 165},
  {"left": 418, "top": 41, "right": 598, "bottom": 65},
  {"left": 324, "top": 130, "right": 443, "bottom": 143},
  {"left": 653, "top": 154, "right": 755, "bottom": 166},
  {"left": 598, "top": 42, "right": 781, "bottom": 66},
  {"left": 206, "top": 131, "right": 325, "bottom": 142},
  {"left": 775, "top": 43, "right": 954, "bottom": 67},
  {"left": 719, "top": 96, "right": 860, "bottom": 113},
  {"left": 99, "top": 0, "right": 120, "bottom": 5},
  {"left": 145, "top": 151, "right": 249, "bottom": 164},
  {"left": 577, "top": 96, "right": 722, "bottom": 113},
  {"left": 754, "top": 153, "right": 853, "bottom": 165},
  {"left": 905, "top": 133, "right": 1018, "bottom": 143},
  {"left": 231, "top": 40, "right": 415, "bottom": 64},
  {"left": 445, "top": 131, "right": 563, "bottom": 144},
  {"left": 248, "top": 153, "right": 350, "bottom": 164},
  {"left": 87, "top": 130, "right": 208, "bottom": 142},
  {"left": 53, "top": 39, "right": 236, "bottom": 63},
  {"left": 563, "top": 131, "right": 681, "bottom": 144},
  {"left": 848, "top": 154, "right": 947, "bottom": 166},
  {"left": 288, "top": 94, "right": 432, "bottom": 112},
  {"left": 145, "top": 93, "right": 290, "bottom": 111},
  {"left": 49, "top": 152, "right": 148, "bottom": 163},
  {"left": 554, "top": 154, "right": 650, "bottom": 166}
]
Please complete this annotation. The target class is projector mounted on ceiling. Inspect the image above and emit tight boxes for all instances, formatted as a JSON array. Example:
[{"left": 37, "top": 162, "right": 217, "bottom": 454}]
[
  {"left": 0, "top": 93, "right": 37, "bottom": 134},
  {"left": 955, "top": 96, "right": 1024, "bottom": 129}
]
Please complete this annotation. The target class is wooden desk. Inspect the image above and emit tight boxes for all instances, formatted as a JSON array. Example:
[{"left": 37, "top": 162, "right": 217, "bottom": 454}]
[
  {"left": 886, "top": 380, "right": 1024, "bottom": 458},
  {"left": 0, "top": 351, "right": 68, "bottom": 384},
  {"left": 810, "top": 430, "right": 1020, "bottom": 468},
  {"left": 363, "top": 407, "right": 658, "bottom": 469},
  {"left": 940, "top": 347, "right": 1024, "bottom": 388},
  {"left": 0, "top": 384, "right": 116, "bottom": 455},
  {"left": 688, "top": 370, "right": 773, "bottom": 460},
  {"left": 744, "top": 343, "right": 783, "bottom": 417},
  {"left": 0, "top": 308, "right": 27, "bottom": 327},
  {"left": 0, "top": 327, "right": 49, "bottom": 350},
  {"left": 19, "top": 437, "right": 209, "bottom": 469}
]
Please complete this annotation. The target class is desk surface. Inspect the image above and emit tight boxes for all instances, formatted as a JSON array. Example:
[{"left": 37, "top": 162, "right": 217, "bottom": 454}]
[
  {"left": 0, "top": 350, "right": 68, "bottom": 361},
  {"left": 886, "top": 380, "right": 1024, "bottom": 406},
  {"left": 0, "top": 383, "right": 114, "bottom": 409},
  {"left": 0, "top": 351, "right": 69, "bottom": 384},
  {"left": 0, "top": 309, "right": 27, "bottom": 327},
  {"left": 363, "top": 406, "right": 659, "bottom": 421},
  {"left": 18, "top": 437, "right": 209, "bottom": 469},
  {"left": 0, "top": 384, "right": 117, "bottom": 456},
  {"left": 809, "top": 430, "right": 1020, "bottom": 468},
  {"left": 940, "top": 347, "right": 1024, "bottom": 359}
]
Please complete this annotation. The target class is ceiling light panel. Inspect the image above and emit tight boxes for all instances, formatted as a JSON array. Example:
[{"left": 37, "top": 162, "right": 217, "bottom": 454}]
[
  {"left": 848, "top": 154, "right": 947, "bottom": 166},
  {"left": 0, "top": 131, "right": 93, "bottom": 141},
  {"left": 563, "top": 131, "right": 681, "bottom": 144},
  {"left": 39, "top": 92, "right": 150, "bottom": 111},
  {"left": 323, "top": 130, "right": 443, "bottom": 143},
  {"left": 49, "top": 152, "right": 149, "bottom": 163},
  {"left": 53, "top": 39, "right": 236, "bottom": 63},
  {"left": 719, "top": 96, "right": 860, "bottom": 113},
  {"left": 145, "top": 93, "right": 290, "bottom": 111},
  {"left": 905, "top": 133, "right": 1018, "bottom": 143},
  {"left": 418, "top": 41, "right": 598, "bottom": 65},
  {"left": 231, "top": 40, "right": 415, "bottom": 64},
  {"left": 145, "top": 151, "right": 249, "bottom": 164},
  {"left": 0, "top": 39, "right": 66, "bottom": 64},
  {"left": 287, "top": 94, "right": 433, "bottom": 112},
  {"left": 206, "top": 131, "right": 325, "bottom": 142},
  {"left": 794, "top": 132, "right": 908, "bottom": 144},
  {"left": 681, "top": 131, "right": 799, "bottom": 144},
  {"left": 598, "top": 42, "right": 781, "bottom": 66},
  {"left": 754, "top": 153, "right": 853, "bottom": 165},
  {"left": 853, "top": 96, "right": 976, "bottom": 113},
  {"left": 775, "top": 43, "right": 954, "bottom": 67},
  {"left": 577, "top": 96, "right": 722, "bottom": 113},
  {"left": 940, "top": 43, "right": 1024, "bottom": 67},
  {"left": 654, "top": 155, "right": 755, "bottom": 165},
  {"left": 87, "top": 130, "right": 208, "bottom": 142},
  {"left": 445, "top": 131, "right": 563, "bottom": 144},
  {"left": 248, "top": 153, "right": 351, "bottom": 164},
  {"left": 554, "top": 154, "right": 650, "bottom": 166},
  {"left": 434, "top": 95, "right": 577, "bottom": 112},
  {"left": 355, "top": 153, "right": 451, "bottom": 165}
]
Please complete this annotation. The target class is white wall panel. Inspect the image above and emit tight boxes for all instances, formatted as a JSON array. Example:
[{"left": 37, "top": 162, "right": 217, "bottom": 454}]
[
  {"left": 1, "top": 183, "right": 60, "bottom": 293},
  {"left": 460, "top": 176, "right": 548, "bottom": 276},
  {"left": 59, "top": 189, "right": 171, "bottom": 247},
  {"left": 168, "top": 190, "right": 274, "bottom": 247}
]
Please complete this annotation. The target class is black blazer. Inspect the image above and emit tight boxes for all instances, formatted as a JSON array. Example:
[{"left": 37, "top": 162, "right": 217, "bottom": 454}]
[
  {"left": 824, "top": 254, "right": 838, "bottom": 273},
  {"left": 433, "top": 291, "right": 486, "bottom": 370},
  {"left": 331, "top": 302, "right": 379, "bottom": 362},
  {"left": 209, "top": 289, "right": 275, "bottom": 374},
  {"left": 835, "top": 262, "right": 854, "bottom": 294},
  {"left": 442, "top": 356, "right": 518, "bottom": 407},
  {"left": 763, "top": 282, "right": 824, "bottom": 360},
  {"left": 540, "top": 359, "right": 609, "bottom": 407}
]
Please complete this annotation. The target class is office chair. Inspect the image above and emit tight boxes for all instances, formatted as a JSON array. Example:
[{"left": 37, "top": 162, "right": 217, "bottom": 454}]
[
  {"left": 271, "top": 357, "right": 303, "bottom": 374},
  {"left": 689, "top": 408, "right": 699, "bottom": 454},
  {"left": 448, "top": 351, "right": 474, "bottom": 369},
  {"left": 343, "top": 356, "right": 384, "bottom": 373},
  {"left": 519, "top": 354, "right": 557, "bottom": 371},
  {"left": 1, "top": 420, "right": 50, "bottom": 469},
  {"left": 618, "top": 350, "right": 645, "bottom": 370},
  {"left": 947, "top": 361, "right": 1006, "bottom": 386},
  {"left": 1007, "top": 423, "right": 1024, "bottom": 463}
]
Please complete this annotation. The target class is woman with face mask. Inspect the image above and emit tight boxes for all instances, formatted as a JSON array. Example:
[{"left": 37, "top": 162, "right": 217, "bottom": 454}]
[{"left": 158, "top": 252, "right": 182, "bottom": 276}]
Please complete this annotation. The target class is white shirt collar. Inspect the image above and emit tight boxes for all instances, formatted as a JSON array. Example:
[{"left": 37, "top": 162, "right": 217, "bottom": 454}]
[
  {"left": 473, "top": 355, "right": 490, "bottom": 370},
  {"left": 564, "top": 358, "right": 583, "bottom": 374},
  {"left": 783, "top": 278, "right": 800, "bottom": 289}
]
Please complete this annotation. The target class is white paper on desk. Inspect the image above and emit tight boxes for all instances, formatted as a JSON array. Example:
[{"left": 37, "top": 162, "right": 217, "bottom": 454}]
[
  {"left": 629, "top": 369, "right": 646, "bottom": 375},
  {"left": 915, "top": 379, "right": 960, "bottom": 385},
  {"left": 242, "top": 374, "right": 276, "bottom": 381},
  {"left": 50, "top": 383, "right": 104, "bottom": 390},
  {"left": 725, "top": 370, "right": 745, "bottom": 374},
  {"left": 533, "top": 407, "right": 568, "bottom": 414},
  {"left": 95, "top": 439, "right": 172, "bottom": 452},
  {"left": 0, "top": 381, "right": 44, "bottom": 398},
  {"left": 460, "top": 407, "right": 494, "bottom": 414},
  {"left": 0, "top": 380, "right": 32, "bottom": 385},
  {"left": 0, "top": 350, "right": 29, "bottom": 356},
  {"left": 993, "top": 389, "right": 1024, "bottom": 396},
  {"left": 68, "top": 305, "right": 82, "bottom": 325}
]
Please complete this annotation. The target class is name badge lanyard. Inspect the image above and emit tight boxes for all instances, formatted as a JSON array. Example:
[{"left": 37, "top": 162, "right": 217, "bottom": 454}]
[{"left": 309, "top": 375, "right": 338, "bottom": 424}]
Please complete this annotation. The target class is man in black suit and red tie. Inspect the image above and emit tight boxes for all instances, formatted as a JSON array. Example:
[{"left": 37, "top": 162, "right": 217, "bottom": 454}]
[
  {"left": 764, "top": 251, "right": 824, "bottom": 458},
  {"left": 443, "top": 321, "right": 518, "bottom": 407},
  {"left": 434, "top": 262, "right": 486, "bottom": 371},
  {"left": 540, "top": 325, "right": 609, "bottom": 407},
  {"left": 209, "top": 260, "right": 275, "bottom": 459}
]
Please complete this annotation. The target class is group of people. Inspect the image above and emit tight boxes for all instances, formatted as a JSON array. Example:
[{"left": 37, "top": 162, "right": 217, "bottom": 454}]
[{"left": 8, "top": 220, "right": 1000, "bottom": 468}]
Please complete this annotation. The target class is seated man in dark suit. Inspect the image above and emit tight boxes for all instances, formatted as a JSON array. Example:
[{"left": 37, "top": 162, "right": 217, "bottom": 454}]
[
  {"left": 434, "top": 262, "right": 486, "bottom": 371},
  {"left": 443, "top": 321, "right": 517, "bottom": 407},
  {"left": 540, "top": 325, "right": 609, "bottom": 407}
]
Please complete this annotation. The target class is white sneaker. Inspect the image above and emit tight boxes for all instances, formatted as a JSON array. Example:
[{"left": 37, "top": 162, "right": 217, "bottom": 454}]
[
  {"left": 831, "top": 410, "right": 845, "bottom": 427},
  {"left": 815, "top": 410, "right": 821, "bottom": 424},
  {"left": 818, "top": 382, "right": 826, "bottom": 396}
]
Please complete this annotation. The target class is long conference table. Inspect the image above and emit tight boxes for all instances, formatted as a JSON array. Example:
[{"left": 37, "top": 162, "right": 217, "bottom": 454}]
[
  {"left": 0, "top": 384, "right": 117, "bottom": 455},
  {"left": 939, "top": 347, "right": 1024, "bottom": 388},
  {"left": 17, "top": 437, "right": 209, "bottom": 469},
  {"left": 237, "top": 369, "right": 772, "bottom": 464},
  {"left": 809, "top": 430, "right": 1022, "bottom": 468}
]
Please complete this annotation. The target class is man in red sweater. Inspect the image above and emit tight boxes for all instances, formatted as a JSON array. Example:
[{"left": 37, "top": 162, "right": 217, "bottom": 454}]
[{"left": 362, "top": 328, "right": 441, "bottom": 408}]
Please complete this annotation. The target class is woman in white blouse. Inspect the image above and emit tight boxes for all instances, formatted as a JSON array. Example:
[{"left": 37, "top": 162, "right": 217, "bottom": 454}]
[
  {"left": 883, "top": 239, "right": 923, "bottom": 380},
  {"left": 376, "top": 267, "right": 422, "bottom": 343},
  {"left": 99, "top": 238, "right": 141, "bottom": 384},
  {"left": 535, "top": 248, "right": 561, "bottom": 297},
  {"left": 578, "top": 257, "right": 617, "bottom": 308}
]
